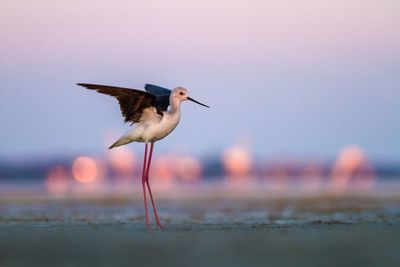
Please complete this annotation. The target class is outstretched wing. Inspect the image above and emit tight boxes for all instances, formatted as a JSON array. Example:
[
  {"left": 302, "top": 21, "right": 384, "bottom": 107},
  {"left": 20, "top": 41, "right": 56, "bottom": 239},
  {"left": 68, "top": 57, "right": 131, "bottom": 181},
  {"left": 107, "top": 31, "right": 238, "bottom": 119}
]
[
  {"left": 145, "top": 84, "right": 171, "bottom": 113},
  {"left": 77, "top": 83, "right": 157, "bottom": 124}
]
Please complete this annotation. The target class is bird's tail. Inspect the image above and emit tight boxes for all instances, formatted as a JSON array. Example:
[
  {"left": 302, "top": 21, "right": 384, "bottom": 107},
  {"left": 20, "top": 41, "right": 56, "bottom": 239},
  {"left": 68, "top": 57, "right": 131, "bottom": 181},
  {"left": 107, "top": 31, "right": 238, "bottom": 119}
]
[{"left": 109, "top": 136, "right": 132, "bottom": 149}]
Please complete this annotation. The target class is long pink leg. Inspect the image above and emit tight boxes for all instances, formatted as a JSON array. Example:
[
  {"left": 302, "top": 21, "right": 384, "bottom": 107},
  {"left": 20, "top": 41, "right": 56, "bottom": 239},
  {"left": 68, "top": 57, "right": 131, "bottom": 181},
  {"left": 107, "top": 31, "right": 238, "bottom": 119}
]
[
  {"left": 141, "top": 143, "right": 150, "bottom": 229},
  {"left": 145, "top": 143, "right": 164, "bottom": 229}
]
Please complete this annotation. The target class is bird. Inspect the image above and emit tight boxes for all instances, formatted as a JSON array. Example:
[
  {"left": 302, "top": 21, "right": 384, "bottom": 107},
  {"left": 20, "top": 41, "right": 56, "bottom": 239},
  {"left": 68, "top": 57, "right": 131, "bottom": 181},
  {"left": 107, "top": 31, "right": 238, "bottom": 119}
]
[{"left": 77, "top": 83, "right": 209, "bottom": 229}]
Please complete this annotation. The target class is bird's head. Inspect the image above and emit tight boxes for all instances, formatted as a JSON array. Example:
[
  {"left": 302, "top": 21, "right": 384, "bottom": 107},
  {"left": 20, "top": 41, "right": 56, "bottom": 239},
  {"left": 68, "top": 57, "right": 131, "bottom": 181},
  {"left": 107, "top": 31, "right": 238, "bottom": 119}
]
[
  {"left": 171, "top": 87, "right": 210, "bottom": 108},
  {"left": 172, "top": 87, "right": 189, "bottom": 101}
]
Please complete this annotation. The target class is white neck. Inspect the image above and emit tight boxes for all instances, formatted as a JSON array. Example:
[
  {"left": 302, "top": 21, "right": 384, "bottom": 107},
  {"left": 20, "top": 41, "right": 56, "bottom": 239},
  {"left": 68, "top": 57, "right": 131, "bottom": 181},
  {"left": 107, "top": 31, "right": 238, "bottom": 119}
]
[{"left": 168, "top": 97, "right": 181, "bottom": 114}]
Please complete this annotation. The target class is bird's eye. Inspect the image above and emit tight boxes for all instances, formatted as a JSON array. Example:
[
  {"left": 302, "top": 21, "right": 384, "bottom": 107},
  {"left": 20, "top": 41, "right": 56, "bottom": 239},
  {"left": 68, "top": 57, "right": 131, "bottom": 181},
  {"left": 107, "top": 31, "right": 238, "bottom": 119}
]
[{"left": 179, "top": 92, "right": 184, "bottom": 96}]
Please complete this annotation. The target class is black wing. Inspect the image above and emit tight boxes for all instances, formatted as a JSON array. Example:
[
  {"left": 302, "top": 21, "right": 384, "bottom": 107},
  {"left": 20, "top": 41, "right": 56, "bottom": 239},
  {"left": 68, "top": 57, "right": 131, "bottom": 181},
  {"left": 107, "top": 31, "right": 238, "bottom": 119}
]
[
  {"left": 145, "top": 84, "right": 172, "bottom": 113},
  {"left": 77, "top": 83, "right": 157, "bottom": 124},
  {"left": 155, "top": 94, "right": 171, "bottom": 112},
  {"left": 145, "top": 84, "right": 172, "bottom": 96}
]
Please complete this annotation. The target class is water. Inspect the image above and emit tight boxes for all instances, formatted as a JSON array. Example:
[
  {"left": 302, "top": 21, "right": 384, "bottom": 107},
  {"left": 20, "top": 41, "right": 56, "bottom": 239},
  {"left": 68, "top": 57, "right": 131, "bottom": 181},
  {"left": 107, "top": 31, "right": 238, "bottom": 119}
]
[{"left": 0, "top": 180, "right": 400, "bottom": 266}]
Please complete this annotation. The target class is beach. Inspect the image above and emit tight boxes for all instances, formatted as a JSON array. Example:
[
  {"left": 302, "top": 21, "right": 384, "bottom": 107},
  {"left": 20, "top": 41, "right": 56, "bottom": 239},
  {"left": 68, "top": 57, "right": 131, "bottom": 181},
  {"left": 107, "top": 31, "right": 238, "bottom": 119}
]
[{"left": 1, "top": 182, "right": 399, "bottom": 266}]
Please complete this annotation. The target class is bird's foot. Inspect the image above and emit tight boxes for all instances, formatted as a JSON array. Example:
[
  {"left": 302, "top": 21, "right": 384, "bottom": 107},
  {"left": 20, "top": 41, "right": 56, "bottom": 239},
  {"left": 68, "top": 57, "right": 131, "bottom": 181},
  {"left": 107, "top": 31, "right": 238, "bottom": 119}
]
[{"left": 156, "top": 222, "right": 165, "bottom": 230}]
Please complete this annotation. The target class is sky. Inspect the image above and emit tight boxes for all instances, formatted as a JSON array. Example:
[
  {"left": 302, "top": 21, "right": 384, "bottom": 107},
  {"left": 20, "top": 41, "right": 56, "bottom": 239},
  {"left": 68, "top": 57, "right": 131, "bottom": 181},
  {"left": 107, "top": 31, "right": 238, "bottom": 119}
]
[{"left": 0, "top": 0, "right": 399, "bottom": 161}]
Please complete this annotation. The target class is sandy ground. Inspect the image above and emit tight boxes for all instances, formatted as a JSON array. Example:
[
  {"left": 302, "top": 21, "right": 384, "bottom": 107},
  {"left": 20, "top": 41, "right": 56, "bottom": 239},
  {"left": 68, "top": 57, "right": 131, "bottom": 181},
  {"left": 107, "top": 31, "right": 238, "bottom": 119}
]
[{"left": 0, "top": 183, "right": 400, "bottom": 266}]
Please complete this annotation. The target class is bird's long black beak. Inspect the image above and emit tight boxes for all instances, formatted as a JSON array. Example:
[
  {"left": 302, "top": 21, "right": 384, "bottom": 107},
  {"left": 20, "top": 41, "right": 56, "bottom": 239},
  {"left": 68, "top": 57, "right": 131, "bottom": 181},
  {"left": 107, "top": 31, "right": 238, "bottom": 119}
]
[{"left": 188, "top": 97, "right": 210, "bottom": 108}]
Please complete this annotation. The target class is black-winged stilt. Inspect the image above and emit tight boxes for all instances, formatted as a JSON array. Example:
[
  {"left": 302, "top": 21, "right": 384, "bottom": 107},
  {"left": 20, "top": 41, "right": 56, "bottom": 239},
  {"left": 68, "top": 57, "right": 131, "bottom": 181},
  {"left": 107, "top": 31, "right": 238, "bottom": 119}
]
[{"left": 77, "top": 83, "right": 209, "bottom": 229}]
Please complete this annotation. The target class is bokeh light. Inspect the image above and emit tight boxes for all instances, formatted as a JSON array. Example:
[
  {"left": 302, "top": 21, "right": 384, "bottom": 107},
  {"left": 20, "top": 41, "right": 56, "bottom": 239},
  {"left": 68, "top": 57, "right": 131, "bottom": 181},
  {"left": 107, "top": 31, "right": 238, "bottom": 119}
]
[
  {"left": 107, "top": 147, "right": 137, "bottom": 177},
  {"left": 329, "top": 146, "right": 376, "bottom": 194},
  {"left": 45, "top": 166, "right": 70, "bottom": 195},
  {"left": 222, "top": 146, "right": 252, "bottom": 177},
  {"left": 175, "top": 155, "right": 202, "bottom": 182},
  {"left": 72, "top": 156, "right": 99, "bottom": 184},
  {"left": 152, "top": 155, "right": 175, "bottom": 185}
]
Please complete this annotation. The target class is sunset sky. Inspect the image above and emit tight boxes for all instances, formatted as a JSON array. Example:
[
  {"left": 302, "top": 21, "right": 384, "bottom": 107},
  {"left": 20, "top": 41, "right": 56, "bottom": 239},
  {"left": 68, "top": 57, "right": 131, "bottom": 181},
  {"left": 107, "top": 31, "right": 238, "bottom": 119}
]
[{"left": 1, "top": 0, "right": 399, "bottom": 161}]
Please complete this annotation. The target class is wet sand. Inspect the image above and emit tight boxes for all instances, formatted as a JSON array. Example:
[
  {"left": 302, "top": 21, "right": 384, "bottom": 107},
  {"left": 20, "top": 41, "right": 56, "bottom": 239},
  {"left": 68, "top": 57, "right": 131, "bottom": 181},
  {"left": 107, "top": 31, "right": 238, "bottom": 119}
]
[{"left": 1, "top": 183, "right": 400, "bottom": 266}]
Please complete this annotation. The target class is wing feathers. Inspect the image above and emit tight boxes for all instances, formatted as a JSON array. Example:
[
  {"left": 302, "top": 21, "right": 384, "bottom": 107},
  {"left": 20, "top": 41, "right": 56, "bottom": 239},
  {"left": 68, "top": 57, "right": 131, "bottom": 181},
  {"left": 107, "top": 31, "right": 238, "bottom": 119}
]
[
  {"left": 77, "top": 83, "right": 157, "bottom": 124},
  {"left": 144, "top": 84, "right": 171, "bottom": 113},
  {"left": 145, "top": 84, "right": 171, "bottom": 96}
]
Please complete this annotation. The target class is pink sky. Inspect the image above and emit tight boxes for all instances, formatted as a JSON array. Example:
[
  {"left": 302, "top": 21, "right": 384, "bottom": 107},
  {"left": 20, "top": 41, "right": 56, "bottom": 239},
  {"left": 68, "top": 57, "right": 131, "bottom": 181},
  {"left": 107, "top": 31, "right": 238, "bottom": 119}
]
[
  {"left": 1, "top": 0, "right": 399, "bottom": 159},
  {"left": 1, "top": 0, "right": 399, "bottom": 66}
]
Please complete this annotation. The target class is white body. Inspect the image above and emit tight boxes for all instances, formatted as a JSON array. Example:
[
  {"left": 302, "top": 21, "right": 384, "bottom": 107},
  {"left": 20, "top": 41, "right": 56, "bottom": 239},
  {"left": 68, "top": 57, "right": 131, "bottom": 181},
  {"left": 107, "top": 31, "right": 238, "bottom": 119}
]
[
  {"left": 119, "top": 108, "right": 180, "bottom": 145},
  {"left": 110, "top": 88, "right": 186, "bottom": 148}
]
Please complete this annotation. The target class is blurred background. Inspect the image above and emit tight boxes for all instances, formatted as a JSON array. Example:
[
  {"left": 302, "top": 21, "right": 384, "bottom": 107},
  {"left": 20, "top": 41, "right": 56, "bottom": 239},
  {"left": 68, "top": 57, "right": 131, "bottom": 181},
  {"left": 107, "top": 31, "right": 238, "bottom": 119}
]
[{"left": 0, "top": 0, "right": 399, "bottom": 197}]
